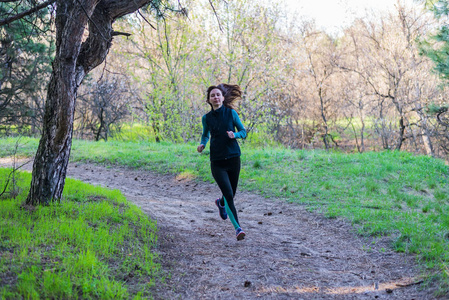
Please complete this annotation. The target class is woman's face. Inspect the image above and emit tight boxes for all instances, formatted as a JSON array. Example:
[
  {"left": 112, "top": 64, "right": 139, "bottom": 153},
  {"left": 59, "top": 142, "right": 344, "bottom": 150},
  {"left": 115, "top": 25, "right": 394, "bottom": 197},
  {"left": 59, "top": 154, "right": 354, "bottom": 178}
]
[{"left": 209, "top": 88, "right": 224, "bottom": 110}]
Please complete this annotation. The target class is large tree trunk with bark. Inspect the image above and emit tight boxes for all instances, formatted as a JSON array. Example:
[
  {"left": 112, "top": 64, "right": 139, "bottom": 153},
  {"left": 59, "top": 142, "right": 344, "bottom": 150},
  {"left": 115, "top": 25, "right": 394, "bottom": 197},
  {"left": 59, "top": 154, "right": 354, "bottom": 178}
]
[{"left": 26, "top": 0, "right": 155, "bottom": 205}]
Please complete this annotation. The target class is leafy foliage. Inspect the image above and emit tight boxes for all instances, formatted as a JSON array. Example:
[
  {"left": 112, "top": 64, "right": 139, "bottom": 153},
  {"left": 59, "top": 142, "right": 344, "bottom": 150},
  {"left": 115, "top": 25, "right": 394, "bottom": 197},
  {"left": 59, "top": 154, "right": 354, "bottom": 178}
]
[{"left": 0, "top": 1, "right": 54, "bottom": 135}]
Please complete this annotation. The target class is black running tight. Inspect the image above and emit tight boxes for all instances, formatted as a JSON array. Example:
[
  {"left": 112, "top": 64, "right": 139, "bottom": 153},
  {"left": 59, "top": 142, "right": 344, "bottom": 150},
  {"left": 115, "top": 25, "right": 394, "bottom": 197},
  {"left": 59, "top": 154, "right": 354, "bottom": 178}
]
[{"left": 210, "top": 156, "right": 241, "bottom": 229}]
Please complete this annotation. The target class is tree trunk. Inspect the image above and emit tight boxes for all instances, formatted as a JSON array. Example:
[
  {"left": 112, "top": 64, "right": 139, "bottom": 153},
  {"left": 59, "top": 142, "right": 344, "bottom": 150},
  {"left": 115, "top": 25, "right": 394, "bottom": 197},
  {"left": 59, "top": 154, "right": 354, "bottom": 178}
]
[
  {"left": 27, "top": 74, "right": 76, "bottom": 204},
  {"left": 360, "top": 118, "right": 365, "bottom": 153},
  {"left": 26, "top": 0, "right": 155, "bottom": 205},
  {"left": 318, "top": 87, "right": 330, "bottom": 150},
  {"left": 420, "top": 114, "right": 434, "bottom": 156},
  {"left": 395, "top": 115, "right": 406, "bottom": 151},
  {"left": 26, "top": 1, "right": 91, "bottom": 205},
  {"left": 413, "top": 95, "right": 434, "bottom": 156}
]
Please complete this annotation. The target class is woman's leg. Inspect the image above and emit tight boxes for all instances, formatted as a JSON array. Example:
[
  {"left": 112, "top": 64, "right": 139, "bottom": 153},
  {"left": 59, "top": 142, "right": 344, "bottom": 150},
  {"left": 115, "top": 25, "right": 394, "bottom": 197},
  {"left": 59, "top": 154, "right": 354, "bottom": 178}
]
[
  {"left": 211, "top": 159, "right": 240, "bottom": 229},
  {"left": 225, "top": 157, "right": 241, "bottom": 230},
  {"left": 228, "top": 157, "right": 241, "bottom": 198}
]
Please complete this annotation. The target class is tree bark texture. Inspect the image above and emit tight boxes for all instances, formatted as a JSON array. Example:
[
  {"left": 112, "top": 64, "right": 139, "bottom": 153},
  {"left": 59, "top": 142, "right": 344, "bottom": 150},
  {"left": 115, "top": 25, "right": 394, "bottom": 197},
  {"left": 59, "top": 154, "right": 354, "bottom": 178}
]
[{"left": 26, "top": 0, "right": 154, "bottom": 205}]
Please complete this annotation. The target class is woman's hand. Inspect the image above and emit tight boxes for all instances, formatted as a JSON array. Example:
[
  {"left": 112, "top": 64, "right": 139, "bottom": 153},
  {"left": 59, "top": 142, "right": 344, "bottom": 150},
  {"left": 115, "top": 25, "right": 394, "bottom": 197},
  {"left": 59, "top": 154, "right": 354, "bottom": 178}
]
[
  {"left": 197, "top": 144, "right": 205, "bottom": 153},
  {"left": 227, "top": 131, "right": 235, "bottom": 139}
]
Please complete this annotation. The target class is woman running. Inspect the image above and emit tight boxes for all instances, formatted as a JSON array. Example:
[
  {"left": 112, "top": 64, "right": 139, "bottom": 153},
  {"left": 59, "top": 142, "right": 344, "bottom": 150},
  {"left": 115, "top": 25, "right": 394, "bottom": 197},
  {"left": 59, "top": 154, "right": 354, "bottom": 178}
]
[{"left": 197, "top": 84, "right": 247, "bottom": 241}]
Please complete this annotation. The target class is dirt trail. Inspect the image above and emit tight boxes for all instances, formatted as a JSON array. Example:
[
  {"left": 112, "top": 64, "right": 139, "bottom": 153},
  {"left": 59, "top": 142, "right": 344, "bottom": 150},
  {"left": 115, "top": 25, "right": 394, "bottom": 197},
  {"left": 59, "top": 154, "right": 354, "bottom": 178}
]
[{"left": 1, "top": 158, "right": 436, "bottom": 299}]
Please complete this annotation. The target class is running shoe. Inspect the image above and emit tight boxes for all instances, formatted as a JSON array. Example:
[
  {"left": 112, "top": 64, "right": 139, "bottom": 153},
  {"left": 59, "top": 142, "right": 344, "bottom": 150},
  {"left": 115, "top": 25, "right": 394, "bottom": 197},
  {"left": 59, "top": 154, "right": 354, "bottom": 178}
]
[
  {"left": 215, "top": 198, "right": 227, "bottom": 220},
  {"left": 236, "top": 227, "right": 246, "bottom": 241}
]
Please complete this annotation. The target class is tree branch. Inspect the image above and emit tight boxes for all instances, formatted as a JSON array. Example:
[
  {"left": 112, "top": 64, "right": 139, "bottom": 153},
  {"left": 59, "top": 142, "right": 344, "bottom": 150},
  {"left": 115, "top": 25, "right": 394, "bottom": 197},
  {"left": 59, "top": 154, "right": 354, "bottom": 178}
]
[
  {"left": 0, "top": 159, "right": 30, "bottom": 198},
  {"left": 437, "top": 110, "right": 449, "bottom": 127},
  {"left": 112, "top": 31, "right": 131, "bottom": 37},
  {"left": 137, "top": 9, "right": 156, "bottom": 30},
  {"left": 75, "top": 0, "right": 108, "bottom": 42},
  {"left": 208, "top": 0, "right": 223, "bottom": 32},
  {"left": 0, "top": 0, "right": 55, "bottom": 26}
]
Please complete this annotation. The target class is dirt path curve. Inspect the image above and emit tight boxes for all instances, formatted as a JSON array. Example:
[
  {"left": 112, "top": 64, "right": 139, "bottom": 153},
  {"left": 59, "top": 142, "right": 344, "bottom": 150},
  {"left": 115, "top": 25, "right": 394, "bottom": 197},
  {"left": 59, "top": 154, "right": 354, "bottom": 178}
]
[{"left": 2, "top": 159, "right": 435, "bottom": 299}]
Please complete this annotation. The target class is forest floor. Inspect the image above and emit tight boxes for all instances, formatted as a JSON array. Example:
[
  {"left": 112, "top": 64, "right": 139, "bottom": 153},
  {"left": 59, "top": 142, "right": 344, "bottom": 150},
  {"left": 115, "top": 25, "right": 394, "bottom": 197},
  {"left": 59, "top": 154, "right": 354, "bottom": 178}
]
[{"left": 2, "top": 159, "right": 438, "bottom": 299}]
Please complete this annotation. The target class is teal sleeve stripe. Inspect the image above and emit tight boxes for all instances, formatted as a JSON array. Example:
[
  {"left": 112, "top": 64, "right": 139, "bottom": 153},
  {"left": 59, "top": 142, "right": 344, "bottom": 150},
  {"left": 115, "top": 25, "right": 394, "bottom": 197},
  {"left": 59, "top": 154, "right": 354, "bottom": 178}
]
[
  {"left": 200, "top": 114, "right": 210, "bottom": 146},
  {"left": 223, "top": 196, "right": 240, "bottom": 230},
  {"left": 232, "top": 110, "right": 247, "bottom": 139}
]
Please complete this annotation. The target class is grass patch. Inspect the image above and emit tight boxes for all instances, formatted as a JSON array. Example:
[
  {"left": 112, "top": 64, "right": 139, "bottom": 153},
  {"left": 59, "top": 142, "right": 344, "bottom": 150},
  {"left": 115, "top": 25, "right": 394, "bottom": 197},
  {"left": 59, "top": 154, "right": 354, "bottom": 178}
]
[
  {"left": 0, "top": 137, "right": 39, "bottom": 158},
  {"left": 0, "top": 168, "right": 159, "bottom": 299},
  {"left": 1, "top": 137, "right": 449, "bottom": 293}
]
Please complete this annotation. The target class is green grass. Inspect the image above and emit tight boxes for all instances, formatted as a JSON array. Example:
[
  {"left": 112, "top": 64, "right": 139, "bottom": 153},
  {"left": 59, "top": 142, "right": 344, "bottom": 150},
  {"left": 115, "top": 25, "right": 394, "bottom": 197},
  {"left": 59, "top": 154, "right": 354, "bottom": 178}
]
[
  {"left": 111, "top": 124, "right": 155, "bottom": 143},
  {"left": 0, "top": 137, "right": 39, "bottom": 158},
  {"left": 1, "top": 136, "right": 449, "bottom": 294},
  {"left": 0, "top": 167, "right": 159, "bottom": 299}
]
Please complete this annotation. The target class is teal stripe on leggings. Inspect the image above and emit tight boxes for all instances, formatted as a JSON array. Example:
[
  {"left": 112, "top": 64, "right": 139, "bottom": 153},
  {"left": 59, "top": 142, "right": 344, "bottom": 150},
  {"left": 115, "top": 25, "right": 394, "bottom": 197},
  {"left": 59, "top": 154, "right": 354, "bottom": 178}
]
[{"left": 223, "top": 196, "right": 239, "bottom": 230}]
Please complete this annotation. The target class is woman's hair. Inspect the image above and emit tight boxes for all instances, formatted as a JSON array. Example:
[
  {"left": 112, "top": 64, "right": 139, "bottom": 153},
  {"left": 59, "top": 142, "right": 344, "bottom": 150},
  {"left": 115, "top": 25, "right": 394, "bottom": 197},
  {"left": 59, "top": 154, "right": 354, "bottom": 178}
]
[{"left": 206, "top": 83, "right": 242, "bottom": 111}]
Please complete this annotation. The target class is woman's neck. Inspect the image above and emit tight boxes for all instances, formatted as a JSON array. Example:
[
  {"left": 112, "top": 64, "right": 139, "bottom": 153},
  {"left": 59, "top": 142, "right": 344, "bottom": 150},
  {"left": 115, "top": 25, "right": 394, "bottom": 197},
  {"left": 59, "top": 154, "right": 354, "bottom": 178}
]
[{"left": 212, "top": 104, "right": 223, "bottom": 110}]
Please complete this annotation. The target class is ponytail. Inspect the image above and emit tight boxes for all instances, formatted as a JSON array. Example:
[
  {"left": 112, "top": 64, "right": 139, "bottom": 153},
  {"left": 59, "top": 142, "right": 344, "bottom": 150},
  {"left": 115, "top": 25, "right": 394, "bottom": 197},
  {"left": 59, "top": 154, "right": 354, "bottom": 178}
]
[
  {"left": 206, "top": 84, "right": 242, "bottom": 111},
  {"left": 218, "top": 84, "right": 242, "bottom": 111}
]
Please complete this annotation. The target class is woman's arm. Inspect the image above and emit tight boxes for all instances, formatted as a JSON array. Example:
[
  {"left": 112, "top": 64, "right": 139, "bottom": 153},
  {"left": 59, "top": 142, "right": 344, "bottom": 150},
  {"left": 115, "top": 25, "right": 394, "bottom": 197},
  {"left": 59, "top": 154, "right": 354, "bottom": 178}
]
[
  {"left": 230, "top": 110, "right": 247, "bottom": 139},
  {"left": 198, "top": 115, "right": 209, "bottom": 152}
]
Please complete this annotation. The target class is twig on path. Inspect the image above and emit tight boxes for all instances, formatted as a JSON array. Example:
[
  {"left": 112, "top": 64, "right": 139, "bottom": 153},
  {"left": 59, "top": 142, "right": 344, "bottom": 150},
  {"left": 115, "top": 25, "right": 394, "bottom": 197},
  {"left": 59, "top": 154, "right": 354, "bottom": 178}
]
[{"left": 395, "top": 280, "right": 423, "bottom": 287}]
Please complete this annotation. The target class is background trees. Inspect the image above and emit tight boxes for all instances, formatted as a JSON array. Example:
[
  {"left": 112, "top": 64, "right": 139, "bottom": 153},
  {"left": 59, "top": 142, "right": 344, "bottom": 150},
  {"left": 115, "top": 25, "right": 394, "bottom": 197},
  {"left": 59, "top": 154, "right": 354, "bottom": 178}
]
[
  {"left": 420, "top": 0, "right": 449, "bottom": 155},
  {"left": 97, "top": 0, "right": 449, "bottom": 157},
  {"left": 76, "top": 75, "right": 132, "bottom": 141},
  {"left": 2, "top": 0, "right": 449, "bottom": 198},
  {"left": 0, "top": 1, "right": 54, "bottom": 136}
]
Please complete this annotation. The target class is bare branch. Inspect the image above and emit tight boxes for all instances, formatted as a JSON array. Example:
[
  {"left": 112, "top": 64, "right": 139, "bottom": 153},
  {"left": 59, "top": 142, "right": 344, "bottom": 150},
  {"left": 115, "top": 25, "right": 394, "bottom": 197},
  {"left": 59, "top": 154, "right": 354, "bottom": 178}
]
[
  {"left": 112, "top": 31, "right": 131, "bottom": 37},
  {"left": 137, "top": 9, "right": 156, "bottom": 30},
  {"left": 75, "top": 0, "right": 108, "bottom": 42},
  {"left": 208, "top": 0, "right": 223, "bottom": 32},
  {"left": 437, "top": 109, "right": 449, "bottom": 127},
  {"left": 0, "top": 172, "right": 12, "bottom": 198},
  {"left": 0, "top": 138, "right": 31, "bottom": 198},
  {"left": 0, "top": 0, "right": 55, "bottom": 26}
]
